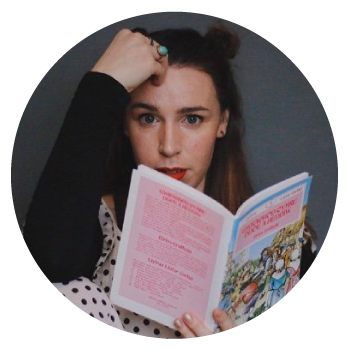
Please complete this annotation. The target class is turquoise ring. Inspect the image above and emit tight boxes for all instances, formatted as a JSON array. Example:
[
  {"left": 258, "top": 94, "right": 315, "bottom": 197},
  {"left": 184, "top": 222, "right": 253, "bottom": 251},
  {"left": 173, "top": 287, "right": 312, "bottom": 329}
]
[{"left": 157, "top": 45, "right": 168, "bottom": 57}]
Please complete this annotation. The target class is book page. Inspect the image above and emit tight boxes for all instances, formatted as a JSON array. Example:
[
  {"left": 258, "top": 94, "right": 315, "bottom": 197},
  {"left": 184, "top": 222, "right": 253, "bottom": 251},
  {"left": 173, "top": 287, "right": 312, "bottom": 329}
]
[
  {"left": 111, "top": 168, "right": 233, "bottom": 330},
  {"left": 218, "top": 176, "right": 312, "bottom": 328}
]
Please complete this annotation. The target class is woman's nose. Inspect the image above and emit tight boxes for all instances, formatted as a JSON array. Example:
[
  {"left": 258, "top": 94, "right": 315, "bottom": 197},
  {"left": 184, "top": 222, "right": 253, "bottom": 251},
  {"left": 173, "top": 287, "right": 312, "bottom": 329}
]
[{"left": 158, "top": 124, "right": 181, "bottom": 158}]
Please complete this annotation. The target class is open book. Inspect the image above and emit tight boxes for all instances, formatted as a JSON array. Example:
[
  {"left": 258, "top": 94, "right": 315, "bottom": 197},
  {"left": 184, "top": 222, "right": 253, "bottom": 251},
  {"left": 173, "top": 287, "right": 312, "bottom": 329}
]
[{"left": 110, "top": 165, "right": 312, "bottom": 331}]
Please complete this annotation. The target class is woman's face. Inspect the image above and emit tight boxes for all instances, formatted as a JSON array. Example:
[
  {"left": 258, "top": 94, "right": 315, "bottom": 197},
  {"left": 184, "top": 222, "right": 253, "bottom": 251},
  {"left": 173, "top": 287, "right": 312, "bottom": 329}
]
[{"left": 125, "top": 66, "right": 229, "bottom": 192}]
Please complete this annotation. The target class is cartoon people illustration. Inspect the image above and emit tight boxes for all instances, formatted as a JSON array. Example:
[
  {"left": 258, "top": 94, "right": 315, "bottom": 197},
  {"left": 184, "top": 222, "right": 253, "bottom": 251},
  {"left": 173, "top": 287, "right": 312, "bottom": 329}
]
[
  {"left": 285, "top": 248, "right": 301, "bottom": 294},
  {"left": 219, "top": 282, "right": 235, "bottom": 311},
  {"left": 270, "top": 247, "right": 281, "bottom": 273},
  {"left": 239, "top": 261, "right": 254, "bottom": 292},
  {"left": 232, "top": 282, "right": 260, "bottom": 323},
  {"left": 251, "top": 260, "right": 265, "bottom": 282},
  {"left": 285, "top": 228, "right": 297, "bottom": 247},
  {"left": 273, "top": 227, "right": 286, "bottom": 246},
  {"left": 266, "top": 258, "right": 290, "bottom": 309},
  {"left": 221, "top": 220, "right": 310, "bottom": 326},
  {"left": 229, "top": 275, "right": 243, "bottom": 309},
  {"left": 259, "top": 248, "right": 271, "bottom": 267},
  {"left": 283, "top": 244, "right": 293, "bottom": 265}
]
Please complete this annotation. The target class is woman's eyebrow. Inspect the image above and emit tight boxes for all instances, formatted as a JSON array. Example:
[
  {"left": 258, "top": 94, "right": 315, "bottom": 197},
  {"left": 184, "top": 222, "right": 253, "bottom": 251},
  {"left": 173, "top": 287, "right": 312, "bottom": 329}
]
[
  {"left": 177, "top": 106, "right": 210, "bottom": 113},
  {"left": 129, "top": 102, "right": 158, "bottom": 111},
  {"left": 128, "top": 103, "right": 210, "bottom": 113}
]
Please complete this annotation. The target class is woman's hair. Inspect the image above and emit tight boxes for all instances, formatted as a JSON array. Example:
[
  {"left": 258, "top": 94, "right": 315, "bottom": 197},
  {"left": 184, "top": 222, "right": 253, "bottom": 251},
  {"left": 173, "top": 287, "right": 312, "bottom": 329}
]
[{"left": 103, "top": 24, "right": 254, "bottom": 227}]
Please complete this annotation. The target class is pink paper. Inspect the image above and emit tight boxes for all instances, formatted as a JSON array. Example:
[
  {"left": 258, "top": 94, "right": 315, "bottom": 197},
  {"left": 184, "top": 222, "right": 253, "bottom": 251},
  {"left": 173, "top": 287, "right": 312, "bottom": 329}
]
[{"left": 119, "top": 177, "right": 225, "bottom": 319}]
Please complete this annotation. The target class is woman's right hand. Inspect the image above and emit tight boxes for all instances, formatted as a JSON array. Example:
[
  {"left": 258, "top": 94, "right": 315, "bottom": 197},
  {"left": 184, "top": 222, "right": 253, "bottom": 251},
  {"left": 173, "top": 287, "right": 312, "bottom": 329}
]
[{"left": 91, "top": 29, "right": 168, "bottom": 93}]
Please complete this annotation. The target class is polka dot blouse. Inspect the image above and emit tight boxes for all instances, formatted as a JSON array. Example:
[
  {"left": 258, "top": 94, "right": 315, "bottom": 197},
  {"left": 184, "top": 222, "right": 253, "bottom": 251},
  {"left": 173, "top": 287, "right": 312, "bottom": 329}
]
[{"left": 54, "top": 199, "right": 183, "bottom": 338}]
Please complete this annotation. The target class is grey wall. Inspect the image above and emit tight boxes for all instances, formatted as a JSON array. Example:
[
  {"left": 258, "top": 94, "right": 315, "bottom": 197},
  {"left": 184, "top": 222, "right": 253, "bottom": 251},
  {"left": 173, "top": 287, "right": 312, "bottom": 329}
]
[{"left": 12, "top": 12, "right": 337, "bottom": 251}]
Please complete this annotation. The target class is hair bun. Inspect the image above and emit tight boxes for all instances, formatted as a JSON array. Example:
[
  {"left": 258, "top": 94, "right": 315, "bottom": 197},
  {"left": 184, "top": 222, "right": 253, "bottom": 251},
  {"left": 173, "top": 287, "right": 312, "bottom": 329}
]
[{"left": 205, "top": 24, "right": 240, "bottom": 59}]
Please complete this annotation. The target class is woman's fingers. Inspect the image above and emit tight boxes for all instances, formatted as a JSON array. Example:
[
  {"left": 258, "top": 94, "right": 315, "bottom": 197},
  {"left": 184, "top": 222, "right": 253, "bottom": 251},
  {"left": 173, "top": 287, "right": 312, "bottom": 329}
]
[
  {"left": 174, "top": 310, "right": 235, "bottom": 338},
  {"left": 174, "top": 318, "right": 196, "bottom": 338},
  {"left": 175, "top": 312, "right": 213, "bottom": 338},
  {"left": 91, "top": 29, "right": 169, "bottom": 93},
  {"left": 148, "top": 40, "right": 169, "bottom": 86},
  {"left": 152, "top": 55, "right": 168, "bottom": 86},
  {"left": 212, "top": 308, "right": 236, "bottom": 331}
]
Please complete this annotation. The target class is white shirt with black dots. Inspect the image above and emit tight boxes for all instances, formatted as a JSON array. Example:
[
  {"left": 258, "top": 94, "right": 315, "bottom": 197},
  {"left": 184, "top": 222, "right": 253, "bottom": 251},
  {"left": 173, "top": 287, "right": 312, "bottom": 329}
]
[{"left": 55, "top": 199, "right": 183, "bottom": 338}]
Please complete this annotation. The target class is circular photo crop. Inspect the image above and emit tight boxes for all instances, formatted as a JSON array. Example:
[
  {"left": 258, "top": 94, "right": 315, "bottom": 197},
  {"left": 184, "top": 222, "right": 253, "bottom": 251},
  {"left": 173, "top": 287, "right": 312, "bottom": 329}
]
[{"left": 12, "top": 12, "right": 337, "bottom": 338}]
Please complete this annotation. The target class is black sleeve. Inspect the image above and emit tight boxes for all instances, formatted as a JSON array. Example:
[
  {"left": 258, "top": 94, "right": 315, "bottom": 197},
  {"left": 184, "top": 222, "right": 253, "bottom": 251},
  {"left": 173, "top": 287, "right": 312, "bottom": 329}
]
[{"left": 23, "top": 72, "right": 130, "bottom": 283}]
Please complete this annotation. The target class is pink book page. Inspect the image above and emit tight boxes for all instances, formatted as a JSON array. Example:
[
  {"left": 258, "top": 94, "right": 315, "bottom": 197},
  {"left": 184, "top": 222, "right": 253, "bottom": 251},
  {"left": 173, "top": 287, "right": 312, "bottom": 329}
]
[{"left": 118, "top": 176, "right": 225, "bottom": 320}]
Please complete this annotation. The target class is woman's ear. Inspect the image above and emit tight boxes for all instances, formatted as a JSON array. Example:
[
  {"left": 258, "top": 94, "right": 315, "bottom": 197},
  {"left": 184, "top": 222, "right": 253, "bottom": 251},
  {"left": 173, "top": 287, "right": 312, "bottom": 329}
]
[{"left": 216, "top": 109, "right": 229, "bottom": 138}]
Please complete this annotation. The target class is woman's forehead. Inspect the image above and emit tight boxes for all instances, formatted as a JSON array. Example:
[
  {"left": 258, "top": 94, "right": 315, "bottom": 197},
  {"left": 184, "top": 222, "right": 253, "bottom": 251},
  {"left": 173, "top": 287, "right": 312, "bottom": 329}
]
[{"left": 130, "top": 67, "right": 220, "bottom": 110}]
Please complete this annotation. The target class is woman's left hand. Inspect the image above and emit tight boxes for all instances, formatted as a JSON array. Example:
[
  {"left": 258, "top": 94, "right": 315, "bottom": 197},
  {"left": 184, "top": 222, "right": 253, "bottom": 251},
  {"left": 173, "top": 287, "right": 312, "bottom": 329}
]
[{"left": 174, "top": 308, "right": 236, "bottom": 338}]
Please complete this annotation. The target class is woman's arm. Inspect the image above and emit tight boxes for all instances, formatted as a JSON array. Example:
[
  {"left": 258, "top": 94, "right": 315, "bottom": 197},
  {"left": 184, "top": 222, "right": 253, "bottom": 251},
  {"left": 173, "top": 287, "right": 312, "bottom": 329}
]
[
  {"left": 23, "top": 72, "right": 130, "bottom": 282},
  {"left": 23, "top": 29, "right": 169, "bottom": 283}
]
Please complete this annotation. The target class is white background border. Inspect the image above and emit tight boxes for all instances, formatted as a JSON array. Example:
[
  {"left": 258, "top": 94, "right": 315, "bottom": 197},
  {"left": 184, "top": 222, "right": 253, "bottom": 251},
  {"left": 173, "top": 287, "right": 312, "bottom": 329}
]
[{"left": 2, "top": 1, "right": 348, "bottom": 349}]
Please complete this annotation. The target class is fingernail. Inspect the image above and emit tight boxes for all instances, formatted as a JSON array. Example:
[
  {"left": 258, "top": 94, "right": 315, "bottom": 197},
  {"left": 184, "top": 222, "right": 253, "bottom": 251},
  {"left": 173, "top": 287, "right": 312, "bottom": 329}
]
[
  {"left": 183, "top": 313, "right": 193, "bottom": 324},
  {"left": 174, "top": 319, "right": 183, "bottom": 328}
]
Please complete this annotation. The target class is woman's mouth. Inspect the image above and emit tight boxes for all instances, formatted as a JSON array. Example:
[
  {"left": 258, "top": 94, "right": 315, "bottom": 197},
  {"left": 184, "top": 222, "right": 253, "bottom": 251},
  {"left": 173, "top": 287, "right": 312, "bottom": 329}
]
[{"left": 156, "top": 167, "right": 187, "bottom": 181}]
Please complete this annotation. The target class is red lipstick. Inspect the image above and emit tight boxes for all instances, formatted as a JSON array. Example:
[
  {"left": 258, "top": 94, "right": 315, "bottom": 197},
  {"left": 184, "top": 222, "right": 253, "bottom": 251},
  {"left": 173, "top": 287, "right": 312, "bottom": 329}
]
[{"left": 156, "top": 167, "right": 187, "bottom": 181}]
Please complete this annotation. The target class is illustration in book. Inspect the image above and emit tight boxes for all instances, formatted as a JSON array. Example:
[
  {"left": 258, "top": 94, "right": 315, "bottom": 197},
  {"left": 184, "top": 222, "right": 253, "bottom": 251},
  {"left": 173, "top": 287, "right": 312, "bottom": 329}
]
[
  {"left": 218, "top": 209, "right": 307, "bottom": 327},
  {"left": 216, "top": 174, "right": 312, "bottom": 330}
]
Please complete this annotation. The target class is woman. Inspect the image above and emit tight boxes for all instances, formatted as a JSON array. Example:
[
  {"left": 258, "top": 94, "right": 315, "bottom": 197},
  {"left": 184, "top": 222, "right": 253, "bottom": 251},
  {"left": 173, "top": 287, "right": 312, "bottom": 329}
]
[
  {"left": 101, "top": 26, "right": 252, "bottom": 230},
  {"left": 22, "top": 25, "right": 316, "bottom": 338}
]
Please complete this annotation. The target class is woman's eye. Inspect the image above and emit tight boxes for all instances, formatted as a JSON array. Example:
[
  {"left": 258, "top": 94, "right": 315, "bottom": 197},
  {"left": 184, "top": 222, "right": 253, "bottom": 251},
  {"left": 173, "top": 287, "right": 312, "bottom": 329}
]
[
  {"left": 184, "top": 115, "right": 203, "bottom": 125},
  {"left": 139, "top": 114, "right": 157, "bottom": 124}
]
